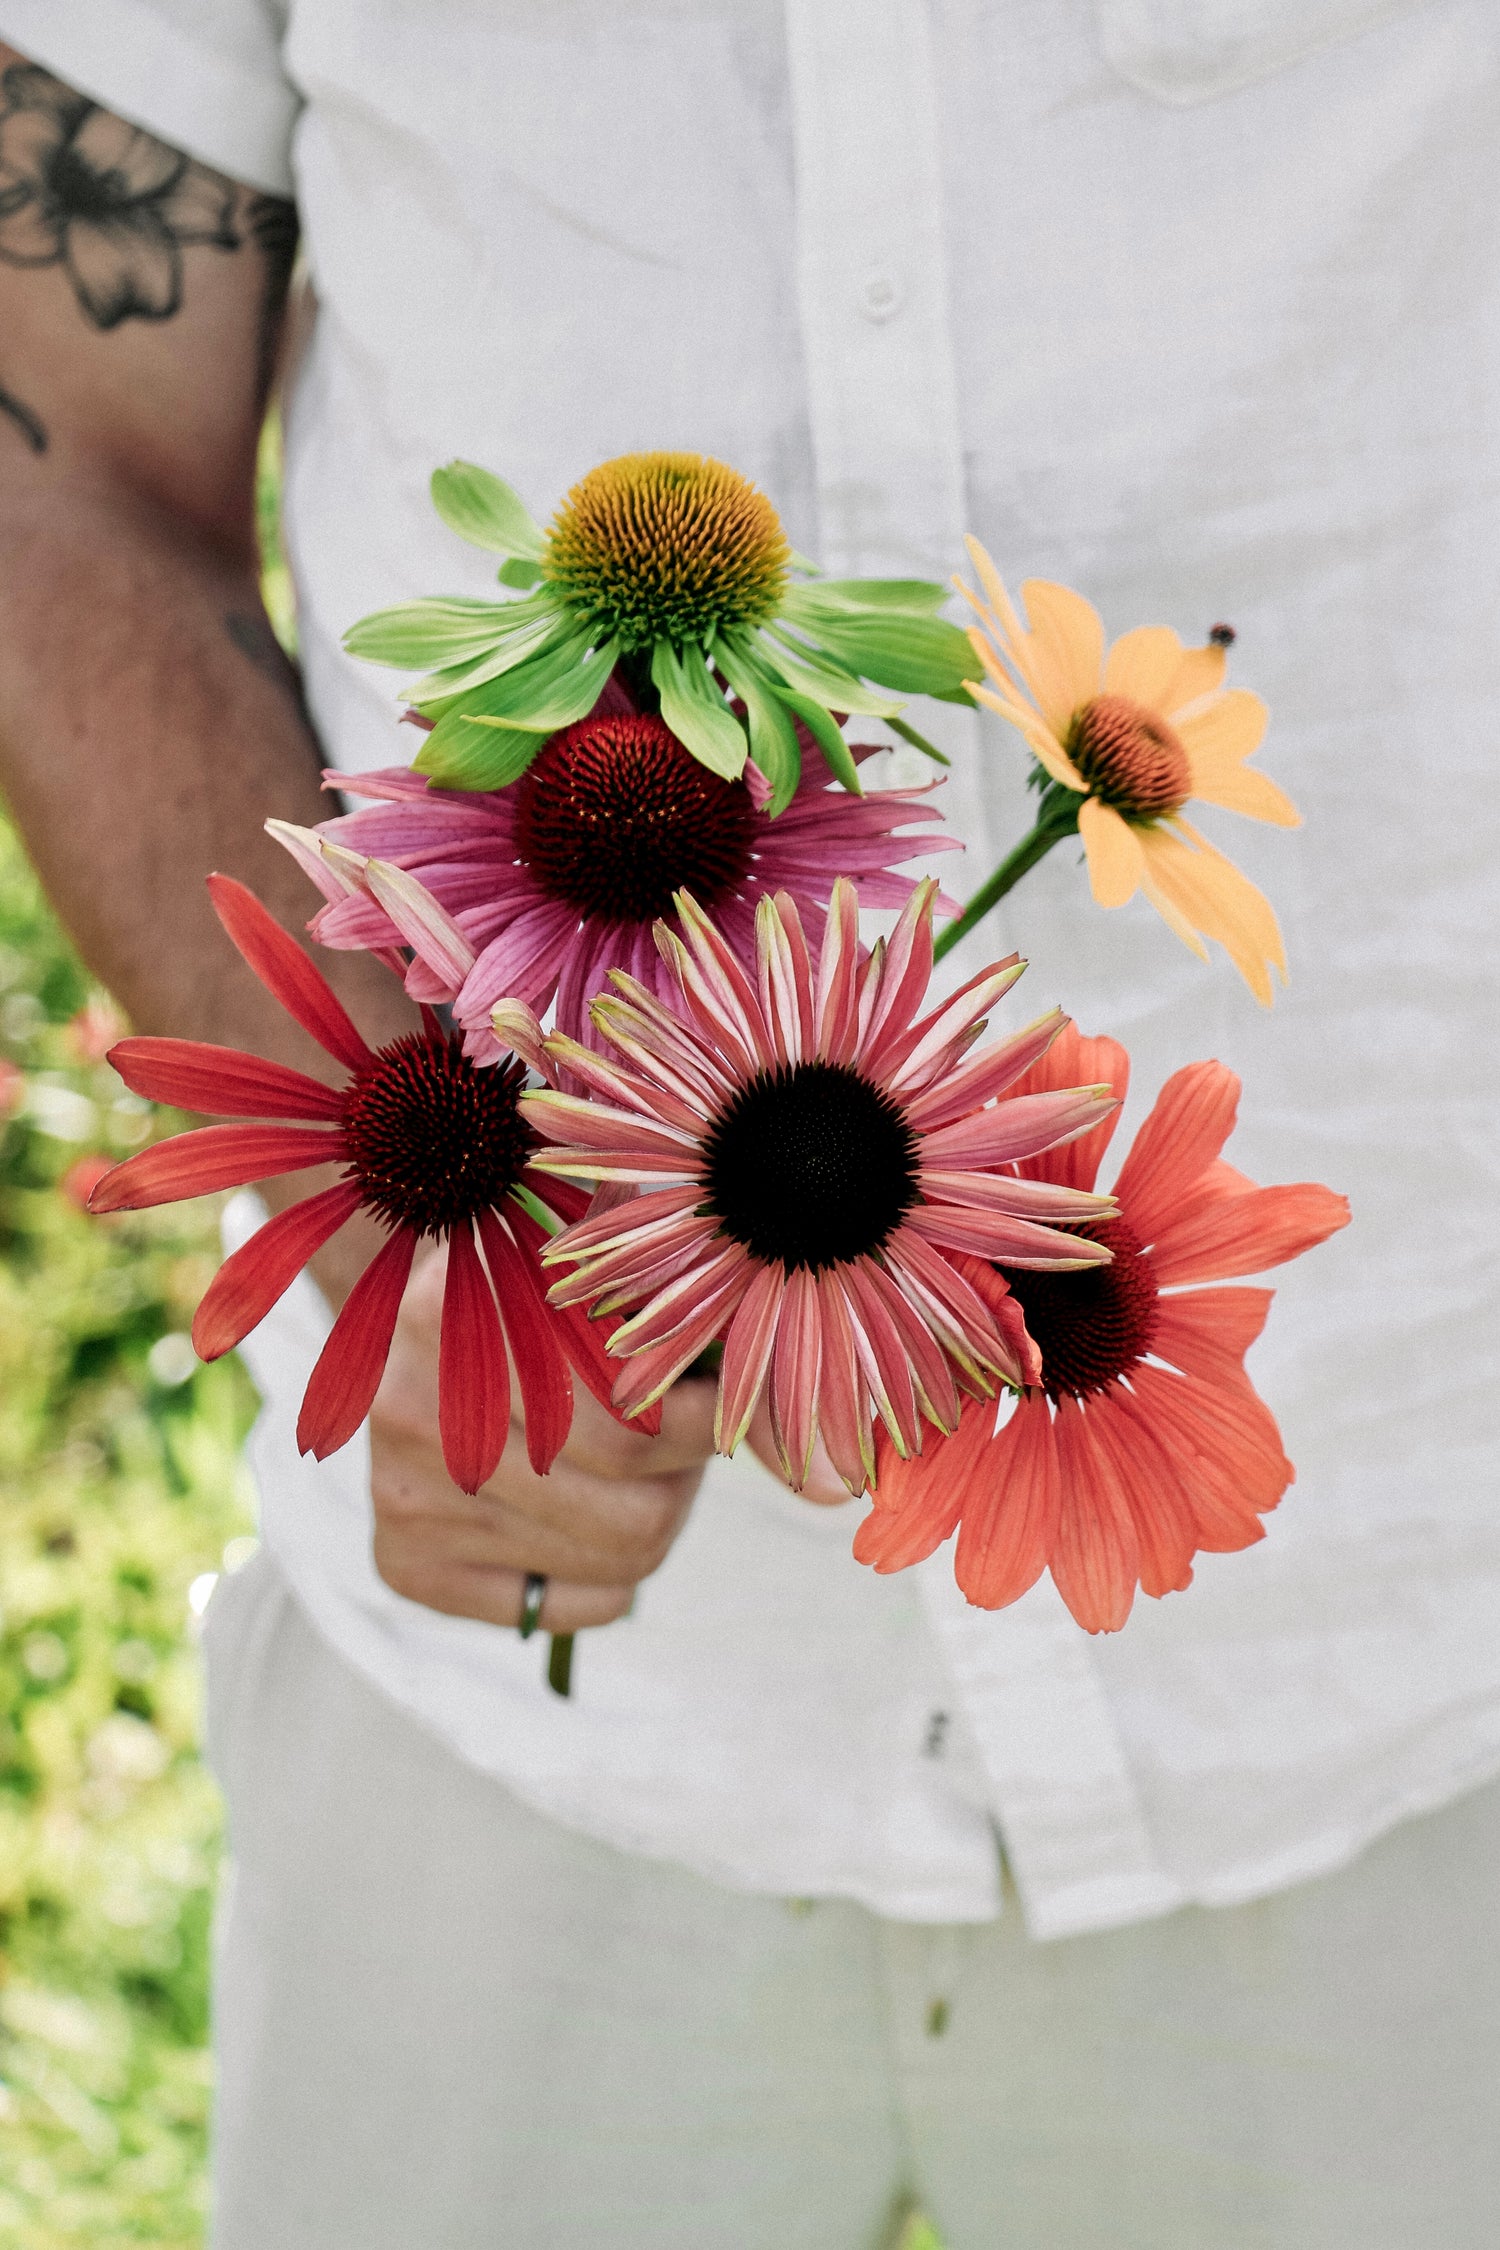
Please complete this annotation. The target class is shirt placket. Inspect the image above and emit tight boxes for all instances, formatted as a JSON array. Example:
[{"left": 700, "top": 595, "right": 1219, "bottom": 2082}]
[{"left": 784, "top": 0, "right": 1181, "bottom": 1936}]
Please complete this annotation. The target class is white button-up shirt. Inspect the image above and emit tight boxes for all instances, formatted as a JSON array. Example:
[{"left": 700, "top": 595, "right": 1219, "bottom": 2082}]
[{"left": 9, "top": 0, "right": 1496, "bottom": 1936}]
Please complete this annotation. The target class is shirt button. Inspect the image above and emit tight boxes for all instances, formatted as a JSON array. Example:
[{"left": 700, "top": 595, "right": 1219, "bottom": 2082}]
[{"left": 860, "top": 268, "right": 902, "bottom": 323}]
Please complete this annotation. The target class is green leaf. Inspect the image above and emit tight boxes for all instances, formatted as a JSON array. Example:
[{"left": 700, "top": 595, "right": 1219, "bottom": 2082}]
[
  {"left": 499, "top": 557, "right": 544, "bottom": 589},
  {"left": 713, "top": 632, "right": 803, "bottom": 812},
  {"left": 342, "top": 597, "right": 525, "bottom": 668},
  {"left": 774, "top": 688, "right": 863, "bottom": 795},
  {"left": 430, "top": 461, "right": 546, "bottom": 560},
  {"left": 783, "top": 577, "right": 950, "bottom": 619},
  {"left": 758, "top": 626, "right": 905, "bottom": 719},
  {"left": 796, "top": 609, "right": 977, "bottom": 698},
  {"left": 886, "top": 713, "right": 952, "bottom": 767},
  {"left": 650, "top": 644, "right": 749, "bottom": 782}
]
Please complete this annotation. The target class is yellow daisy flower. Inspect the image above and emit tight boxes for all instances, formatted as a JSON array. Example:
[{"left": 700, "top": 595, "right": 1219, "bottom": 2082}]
[{"left": 957, "top": 539, "right": 1299, "bottom": 1004}]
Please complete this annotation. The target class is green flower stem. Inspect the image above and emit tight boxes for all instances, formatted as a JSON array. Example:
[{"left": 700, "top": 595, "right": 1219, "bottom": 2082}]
[
  {"left": 548, "top": 1632, "right": 575, "bottom": 1697},
  {"left": 933, "top": 789, "right": 1081, "bottom": 962}
]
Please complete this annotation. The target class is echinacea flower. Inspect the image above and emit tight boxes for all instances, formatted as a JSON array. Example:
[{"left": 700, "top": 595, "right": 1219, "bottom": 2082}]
[
  {"left": 855, "top": 1021, "right": 1350, "bottom": 1631},
  {"left": 85, "top": 875, "right": 637, "bottom": 1494},
  {"left": 953, "top": 541, "right": 1300, "bottom": 1002},
  {"left": 295, "top": 708, "right": 956, "bottom": 1058},
  {"left": 343, "top": 452, "right": 976, "bottom": 804},
  {"left": 523, "top": 878, "right": 1122, "bottom": 1494}
]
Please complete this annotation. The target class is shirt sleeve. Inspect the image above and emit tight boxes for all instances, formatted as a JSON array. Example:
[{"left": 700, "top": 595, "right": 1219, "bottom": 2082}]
[{"left": 0, "top": 0, "right": 300, "bottom": 196}]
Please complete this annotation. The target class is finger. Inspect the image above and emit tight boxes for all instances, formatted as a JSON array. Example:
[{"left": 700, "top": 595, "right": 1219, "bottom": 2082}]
[
  {"left": 744, "top": 1396, "right": 853, "bottom": 1506},
  {"left": 372, "top": 1543, "right": 634, "bottom": 1633},
  {"left": 559, "top": 1371, "right": 720, "bottom": 1480},
  {"left": 372, "top": 1424, "right": 701, "bottom": 1583}
]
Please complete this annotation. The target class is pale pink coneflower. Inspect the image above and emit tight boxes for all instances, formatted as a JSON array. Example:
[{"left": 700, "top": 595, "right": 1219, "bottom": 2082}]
[{"left": 520, "top": 878, "right": 1123, "bottom": 1494}]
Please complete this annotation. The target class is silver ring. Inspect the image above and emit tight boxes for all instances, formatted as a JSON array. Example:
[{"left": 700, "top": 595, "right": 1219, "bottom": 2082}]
[{"left": 518, "top": 1572, "right": 547, "bottom": 1640}]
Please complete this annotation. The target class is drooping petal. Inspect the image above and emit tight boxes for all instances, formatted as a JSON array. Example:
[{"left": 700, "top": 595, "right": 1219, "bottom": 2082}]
[
  {"left": 361, "top": 859, "right": 477, "bottom": 996},
  {"left": 207, "top": 875, "right": 374, "bottom": 1073},
  {"left": 1077, "top": 796, "right": 1145, "bottom": 908},
  {"left": 1136, "top": 825, "right": 1285, "bottom": 1004},
  {"left": 1085, "top": 1385, "right": 1199, "bottom": 1599},
  {"left": 813, "top": 1268, "right": 877, "bottom": 1493},
  {"left": 1187, "top": 761, "right": 1301, "bottom": 828},
  {"left": 296, "top": 1226, "right": 417, "bottom": 1461},
  {"left": 87, "top": 1122, "right": 345, "bottom": 1211},
  {"left": 855, "top": 1411, "right": 975, "bottom": 1573},
  {"left": 1174, "top": 687, "right": 1268, "bottom": 766},
  {"left": 903, "top": 1007, "right": 1070, "bottom": 1133},
  {"left": 953, "top": 1389, "right": 1061, "bottom": 1611},
  {"left": 506, "top": 1199, "right": 662, "bottom": 1438},
  {"left": 107, "top": 1036, "right": 347, "bottom": 1122},
  {"left": 839, "top": 1260, "right": 920, "bottom": 1457},
  {"left": 1047, "top": 1391, "right": 1139, "bottom": 1633},
  {"left": 716, "top": 1260, "right": 785, "bottom": 1454},
  {"left": 192, "top": 1180, "right": 362, "bottom": 1358},
  {"left": 768, "top": 1266, "right": 823, "bottom": 1488},
  {"left": 477, "top": 1207, "right": 573, "bottom": 1475},
  {"left": 438, "top": 1219, "right": 510, "bottom": 1494},
  {"left": 907, "top": 1200, "right": 1113, "bottom": 1269}
]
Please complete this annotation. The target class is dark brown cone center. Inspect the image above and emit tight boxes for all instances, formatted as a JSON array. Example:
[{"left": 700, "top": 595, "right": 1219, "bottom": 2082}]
[{"left": 1069, "top": 694, "right": 1191, "bottom": 819}]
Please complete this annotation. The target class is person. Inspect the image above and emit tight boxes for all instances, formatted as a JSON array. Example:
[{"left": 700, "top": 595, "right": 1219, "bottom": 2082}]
[{"left": 0, "top": 4, "right": 1496, "bottom": 2244}]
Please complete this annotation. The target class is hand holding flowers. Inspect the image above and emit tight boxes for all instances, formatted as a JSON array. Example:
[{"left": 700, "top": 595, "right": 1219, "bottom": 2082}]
[{"left": 88, "top": 447, "right": 1348, "bottom": 1688}]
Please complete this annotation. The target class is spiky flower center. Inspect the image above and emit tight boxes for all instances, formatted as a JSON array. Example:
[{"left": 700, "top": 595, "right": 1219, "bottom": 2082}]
[
  {"left": 516, "top": 714, "right": 758, "bottom": 923},
  {"left": 703, "top": 1061, "right": 919, "bottom": 1274},
  {"left": 1069, "top": 694, "right": 1191, "bottom": 820},
  {"left": 1000, "top": 1217, "right": 1158, "bottom": 1399},
  {"left": 342, "top": 1033, "right": 534, "bottom": 1238},
  {"left": 541, "top": 451, "right": 791, "bottom": 653}
]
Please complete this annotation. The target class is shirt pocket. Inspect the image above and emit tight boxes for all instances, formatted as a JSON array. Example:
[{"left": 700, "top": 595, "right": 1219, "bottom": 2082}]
[{"left": 1096, "top": 0, "right": 1432, "bottom": 104}]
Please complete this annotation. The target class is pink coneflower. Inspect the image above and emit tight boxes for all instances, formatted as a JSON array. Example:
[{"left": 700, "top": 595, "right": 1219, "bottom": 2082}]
[
  {"left": 86, "top": 876, "right": 638, "bottom": 1493},
  {"left": 299, "top": 708, "right": 955, "bottom": 1057},
  {"left": 854, "top": 1022, "right": 1350, "bottom": 1630},
  {"left": 522, "top": 879, "right": 1121, "bottom": 1493}
]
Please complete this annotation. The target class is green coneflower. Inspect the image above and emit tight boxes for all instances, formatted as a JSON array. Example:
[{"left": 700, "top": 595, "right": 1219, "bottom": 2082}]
[{"left": 343, "top": 452, "right": 977, "bottom": 813}]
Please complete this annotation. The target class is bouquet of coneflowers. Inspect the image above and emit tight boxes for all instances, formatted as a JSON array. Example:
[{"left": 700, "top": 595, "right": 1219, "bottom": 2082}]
[{"left": 89, "top": 451, "right": 1347, "bottom": 1683}]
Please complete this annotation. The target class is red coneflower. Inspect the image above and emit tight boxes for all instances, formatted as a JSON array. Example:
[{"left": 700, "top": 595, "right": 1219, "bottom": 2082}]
[
  {"left": 86, "top": 876, "right": 635, "bottom": 1493},
  {"left": 523, "top": 879, "right": 1121, "bottom": 1493},
  {"left": 855, "top": 1022, "right": 1350, "bottom": 1630}
]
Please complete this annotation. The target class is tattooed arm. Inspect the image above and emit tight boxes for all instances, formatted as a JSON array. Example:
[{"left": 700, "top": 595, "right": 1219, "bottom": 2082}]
[
  {"left": 0, "top": 50, "right": 744, "bottom": 1627},
  {"left": 0, "top": 47, "right": 412, "bottom": 1308}
]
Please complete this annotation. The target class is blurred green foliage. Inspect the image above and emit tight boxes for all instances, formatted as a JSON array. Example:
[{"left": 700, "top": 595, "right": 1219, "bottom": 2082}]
[{"left": 0, "top": 814, "right": 257, "bottom": 2245}]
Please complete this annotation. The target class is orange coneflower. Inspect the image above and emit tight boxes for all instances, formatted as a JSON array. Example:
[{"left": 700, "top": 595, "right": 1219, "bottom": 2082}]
[
  {"left": 855, "top": 1021, "right": 1349, "bottom": 1631},
  {"left": 954, "top": 543, "right": 1299, "bottom": 1003}
]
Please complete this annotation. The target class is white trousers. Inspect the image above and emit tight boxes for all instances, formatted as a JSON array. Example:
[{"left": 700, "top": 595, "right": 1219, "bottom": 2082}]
[{"left": 204, "top": 1554, "right": 1500, "bottom": 2250}]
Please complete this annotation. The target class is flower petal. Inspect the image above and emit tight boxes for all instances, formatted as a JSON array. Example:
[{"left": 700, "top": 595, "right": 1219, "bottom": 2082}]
[
  {"left": 716, "top": 1261, "right": 785, "bottom": 1455},
  {"left": 361, "top": 859, "right": 477, "bottom": 995},
  {"left": 296, "top": 1226, "right": 416, "bottom": 1461},
  {"left": 1014, "top": 579, "right": 1106, "bottom": 732},
  {"left": 192, "top": 1180, "right": 362, "bottom": 1358},
  {"left": 1111, "top": 1060, "right": 1241, "bottom": 1242},
  {"left": 919, "top": 1085, "right": 1117, "bottom": 1171},
  {"left": 439, "top": 1220, "right": 510, "bottom": 1494},
  {"left": 87, "top": 1122, "right": 344, "bottom": 1211},
  {"left": 1175, "top": 688, "right": 1267, "bottom": 765},
  {"left": 1047, "top": 1391, "right": 1139, "bottom": 1633},
  {"left": 477, "top": 1208, "right": 573, "bottom": 1475},
  {"left": 1010, "top": 1020, "right": 1130, "bottom": 1192},
  {"left": 1102, "top": 625, "right": 1184, "bottom": 708},
  {"left": 954, "top": 1390, "right": 1061, "bottom": 1611},
  {"left": 1077, "top": 795, "right": 1145, "bottom": 908},
  {"left": 769, "top": 1266, "right": 823, "bottom": 1488},
  {"left": 813, "top": 1269, "right": 877, "bottom": 1493},
  {"left": 1150, "top": 1287, "right": 1273, "bottom": 1385},
  {"left": 106, "top": 1036, "right": 347, "bottom": 1122},
  {"left": 1149, "top": 1180, "right": 1350, "bottom": 1287},
  {"left": 1138, "top": 825, "right": 1286, "bottom": 1004},
  {"left": 1187, "top": 761, "right": 1301, "bottom": 828},
  {"left": 1086, "top": 1385, "right": 1200, "bottom": 1599},
  {"left": 207, "top": 875, "right": 374, "bottom": 1073}
]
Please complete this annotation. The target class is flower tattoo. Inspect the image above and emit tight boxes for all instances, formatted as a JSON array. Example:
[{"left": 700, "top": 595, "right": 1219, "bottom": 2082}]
[{"left": 0, "top": 62, "right": 240, "bottom": 329}]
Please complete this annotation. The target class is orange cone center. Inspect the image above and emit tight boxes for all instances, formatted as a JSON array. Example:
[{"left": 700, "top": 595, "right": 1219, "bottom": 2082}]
[{"left": 1069, "top": 694, "right": 1190, "bottom": 820}]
